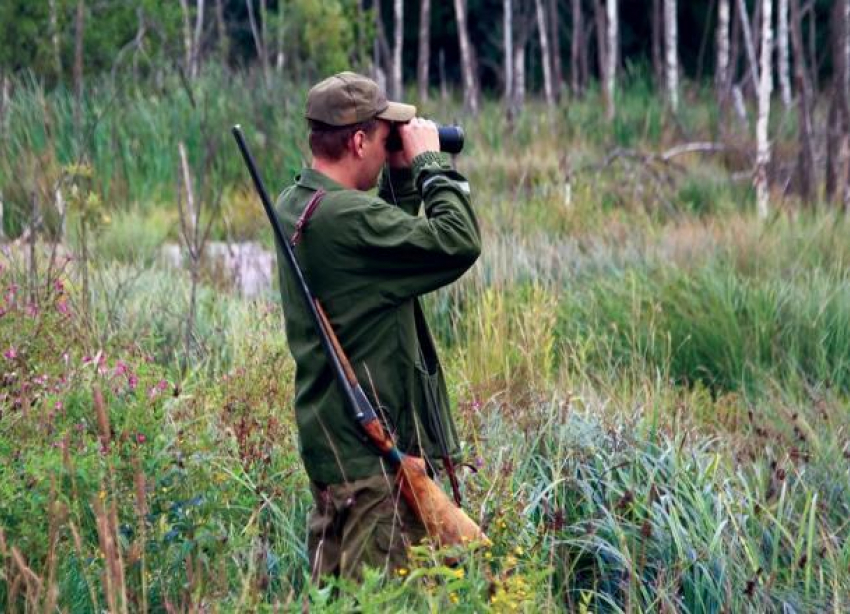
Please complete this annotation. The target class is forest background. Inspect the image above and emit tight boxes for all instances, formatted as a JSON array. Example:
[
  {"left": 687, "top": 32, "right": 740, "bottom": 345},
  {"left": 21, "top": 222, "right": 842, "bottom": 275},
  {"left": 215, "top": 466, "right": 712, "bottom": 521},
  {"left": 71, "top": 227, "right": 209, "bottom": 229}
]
[{"left": 2, "top": 0, "right": 850, "bottom": 612}]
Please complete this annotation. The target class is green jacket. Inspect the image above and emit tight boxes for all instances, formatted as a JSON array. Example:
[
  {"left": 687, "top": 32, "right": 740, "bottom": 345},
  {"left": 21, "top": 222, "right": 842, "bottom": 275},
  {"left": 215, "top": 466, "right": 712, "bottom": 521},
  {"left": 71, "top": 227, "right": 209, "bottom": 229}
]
[{"left": 274, "top": 151, "right": 481, "bottom": 485}]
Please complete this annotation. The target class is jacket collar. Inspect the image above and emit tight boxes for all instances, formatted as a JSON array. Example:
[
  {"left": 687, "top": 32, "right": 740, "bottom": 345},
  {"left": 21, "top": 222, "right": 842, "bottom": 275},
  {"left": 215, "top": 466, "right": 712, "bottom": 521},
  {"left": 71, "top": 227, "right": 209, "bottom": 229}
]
[{"left": 295, "top": 168, "right": 346, "bottom": 192}]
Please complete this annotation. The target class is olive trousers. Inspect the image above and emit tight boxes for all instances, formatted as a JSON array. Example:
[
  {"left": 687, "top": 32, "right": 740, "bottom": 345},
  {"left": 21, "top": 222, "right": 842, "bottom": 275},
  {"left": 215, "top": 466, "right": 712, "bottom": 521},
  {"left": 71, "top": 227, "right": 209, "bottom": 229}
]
[{"left": 307, "top": 472, "right": 428, "bottom": 582}]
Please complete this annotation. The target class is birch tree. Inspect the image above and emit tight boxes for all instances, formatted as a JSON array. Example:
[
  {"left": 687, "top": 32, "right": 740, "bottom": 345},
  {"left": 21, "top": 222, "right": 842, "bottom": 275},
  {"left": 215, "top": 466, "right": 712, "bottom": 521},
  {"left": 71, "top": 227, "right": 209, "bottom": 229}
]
[
  {"left": 736, "top": 0, "right": 760, "bottom": 95},
  {"left": 755, "top": 0, "right": 773, "bottom": 219},
  {"left": 716, "top": 0, "right": 731, "bottom": 102},
  {"left": 418, "top": 0, "right": 431, "bottom": 101},
  {"left": 180, "top": 0, "right": 206, "bottom": 80},
  {"left": 604, "top": 0, "right": 618, "bottom": 121},
  {"left": 505, "top": 0, "right": 514, "bottom": 103},
  {"left": 454, "top": 0, "right": 480, "bottom": 113},
  {"left": 391, "top": 0, "right": 403, "bottom": 100},
  {"left": 664, "top": 0, "right": 678, "bottom": 112},
  {"left": 777, "top": 0, "right": 792, "bottom": 107},
  {"left": 535, "top": 0, "right": 555, "bottom": 106}
]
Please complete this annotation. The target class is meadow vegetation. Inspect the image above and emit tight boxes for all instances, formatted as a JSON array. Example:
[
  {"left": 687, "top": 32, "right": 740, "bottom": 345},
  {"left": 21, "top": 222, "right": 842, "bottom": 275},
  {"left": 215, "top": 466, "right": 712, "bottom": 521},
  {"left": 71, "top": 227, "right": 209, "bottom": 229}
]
[{"left": 1, "top": 68, "right": 849, "bottom": 612}]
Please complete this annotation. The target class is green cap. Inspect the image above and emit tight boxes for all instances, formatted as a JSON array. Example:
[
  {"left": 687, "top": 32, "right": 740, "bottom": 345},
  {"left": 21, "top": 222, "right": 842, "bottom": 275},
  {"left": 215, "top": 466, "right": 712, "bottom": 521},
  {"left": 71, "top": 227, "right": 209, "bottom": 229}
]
[{"left": 306, "top": 71, "right": 417, "bottom": 126}]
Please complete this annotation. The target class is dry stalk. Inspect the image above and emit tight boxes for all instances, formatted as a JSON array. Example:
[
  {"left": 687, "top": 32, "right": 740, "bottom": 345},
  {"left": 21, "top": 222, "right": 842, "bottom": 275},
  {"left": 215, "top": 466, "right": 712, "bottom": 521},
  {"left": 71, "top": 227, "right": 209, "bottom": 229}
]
[
  {"left": 11, "top": 546, "right": 43, "bottom": 607},
  {"left": 93, "top": 385, "right": 111, "bottom": 450}
]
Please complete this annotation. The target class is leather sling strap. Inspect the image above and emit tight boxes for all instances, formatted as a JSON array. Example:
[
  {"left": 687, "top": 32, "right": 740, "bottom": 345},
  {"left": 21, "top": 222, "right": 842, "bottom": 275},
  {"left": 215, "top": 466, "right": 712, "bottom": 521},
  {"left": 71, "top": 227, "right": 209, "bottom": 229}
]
[{"left": 290, "top": 189, "right": 327, "bottom": 246}]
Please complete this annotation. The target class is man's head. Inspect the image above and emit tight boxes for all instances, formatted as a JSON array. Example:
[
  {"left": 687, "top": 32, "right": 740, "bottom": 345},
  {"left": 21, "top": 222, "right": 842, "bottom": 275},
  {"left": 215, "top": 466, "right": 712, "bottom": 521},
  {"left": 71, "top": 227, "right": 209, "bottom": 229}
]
[{"left": 305, "top": 72, "right": 416, "bottom": 190}]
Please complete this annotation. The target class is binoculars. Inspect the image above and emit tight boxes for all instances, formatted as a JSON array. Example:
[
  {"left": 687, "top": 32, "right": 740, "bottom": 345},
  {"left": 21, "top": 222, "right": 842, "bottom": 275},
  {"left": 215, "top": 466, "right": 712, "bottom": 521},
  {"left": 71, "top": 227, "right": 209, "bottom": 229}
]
[{"left": 386, "top": 124, "right": 465, "bottom": 155}]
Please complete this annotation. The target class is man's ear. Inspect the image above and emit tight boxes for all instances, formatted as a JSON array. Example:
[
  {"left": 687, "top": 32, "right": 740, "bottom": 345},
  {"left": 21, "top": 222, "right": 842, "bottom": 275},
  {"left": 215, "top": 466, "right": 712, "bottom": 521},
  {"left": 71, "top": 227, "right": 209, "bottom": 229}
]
[{"left": 350, "top": 130, "right": 366, "bottom": 159}]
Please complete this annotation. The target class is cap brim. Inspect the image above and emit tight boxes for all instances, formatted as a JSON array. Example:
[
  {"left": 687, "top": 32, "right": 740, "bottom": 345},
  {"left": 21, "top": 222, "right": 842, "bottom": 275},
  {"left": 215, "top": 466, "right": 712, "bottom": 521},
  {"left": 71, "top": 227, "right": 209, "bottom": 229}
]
[{"left": 376, "top": 101, "right": 417, "bottom": 122}]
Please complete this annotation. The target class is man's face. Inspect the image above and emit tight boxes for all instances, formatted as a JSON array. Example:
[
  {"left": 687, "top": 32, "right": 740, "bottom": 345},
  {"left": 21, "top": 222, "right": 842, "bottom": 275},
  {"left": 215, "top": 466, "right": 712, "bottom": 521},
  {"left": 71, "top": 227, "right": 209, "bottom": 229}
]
[{"left": 354, "top": 120, "right": 391, "bottom": 190}]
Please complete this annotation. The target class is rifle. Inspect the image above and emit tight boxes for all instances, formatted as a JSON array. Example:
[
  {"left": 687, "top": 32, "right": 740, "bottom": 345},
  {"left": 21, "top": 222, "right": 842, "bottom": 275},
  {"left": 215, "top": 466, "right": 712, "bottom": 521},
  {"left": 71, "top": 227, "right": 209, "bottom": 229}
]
[{"left": 231, "top": 125, "right": 487, "bottom": 550}]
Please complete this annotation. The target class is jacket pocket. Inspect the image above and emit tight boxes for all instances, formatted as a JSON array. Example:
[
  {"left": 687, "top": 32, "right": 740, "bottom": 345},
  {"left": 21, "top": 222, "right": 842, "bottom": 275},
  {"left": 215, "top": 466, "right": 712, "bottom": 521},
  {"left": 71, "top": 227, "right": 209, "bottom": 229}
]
[{"left": 414, "top": 360, "right": 461, "bottom": 461}]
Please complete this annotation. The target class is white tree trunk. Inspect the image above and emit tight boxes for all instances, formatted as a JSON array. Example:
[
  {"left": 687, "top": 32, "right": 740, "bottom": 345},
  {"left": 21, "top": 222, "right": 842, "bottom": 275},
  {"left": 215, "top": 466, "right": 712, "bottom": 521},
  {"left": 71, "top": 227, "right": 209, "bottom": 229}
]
[
  {"left": 513, "top": 40, "right": 526, "bottom": 112},
  {"left": 716, "top": 0, "right": 730, "bottom": 97},
  {"left": 504, "top": 0, "right": 513, "bottom": 103},
  {"left": 535, "top": 0, "right": 555, "bottom": 106},
  {"left": 777, "top": 0, "right": 791, "bottom": 107},
  {"left": 418, "top": 0, "right": 431, "bottom": 101},
  {"left": 193, "top": 0, "right": 205, "bottom": 78},
  {"left": 756, "top": 0, "right": 774, "bottom": 219},
  {"left": 736, "top": 0, "right": 760, "bottom": 95},
  {"left": 664, "top": 0, "right": 678, "bottom": 112},
  {"left": 453, "top": 0, "right": 479, "bottom": 113},
  {"left": 605, "top": 0, "right": 617, "bottom": 120},
  {"left": 392, "top": 0, "right": 403, "bottom": 100}
]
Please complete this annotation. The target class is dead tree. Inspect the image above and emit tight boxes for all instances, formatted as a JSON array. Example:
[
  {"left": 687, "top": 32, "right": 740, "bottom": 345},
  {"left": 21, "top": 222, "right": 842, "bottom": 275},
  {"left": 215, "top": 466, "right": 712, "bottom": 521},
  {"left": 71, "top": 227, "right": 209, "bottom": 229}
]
[
  {"left": 664, "top": 0, "right": 679, "bottom": 113},
  {"left": 652, "top": 0, "right": 664, "bottom": 88},
  {"left": 789, "top": 0, "right": 816, "bottom": 203},
  {"left": 454, "top": 0, "right": 480, "bottom": 113},
  {"left": 548, "top": 0, "right": 564, "bottom": 100},
  {"left": 826, "top": 0, "right": 850, "bottom": 206},
  {"left": 535, "top": 0, "right": 555, "bottom": 106},
  {"left": 570, "top": 0, "right": 585, "bottom": 96},
  {"left": 418, "top": 0, "right": 431, "bottom": 101},
  {"left": 755, "top": 0, "right": 773, "bottom": 219}
]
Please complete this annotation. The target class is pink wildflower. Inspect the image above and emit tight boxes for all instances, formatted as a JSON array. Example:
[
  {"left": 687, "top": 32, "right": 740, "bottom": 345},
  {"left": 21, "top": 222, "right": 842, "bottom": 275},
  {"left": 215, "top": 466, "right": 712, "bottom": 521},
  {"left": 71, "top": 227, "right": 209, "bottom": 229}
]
[
  {"left": 128, "top": 374, "right": 138, "bottom": 390},
  {"left": 56, "top": 300, "right": 70, "bottom": 316},
  {"left": 3, "top": 347, "right": 17, "bottom": 360},
  {"left": 136, "top": 433, "right": 146, "bottom": 444}
]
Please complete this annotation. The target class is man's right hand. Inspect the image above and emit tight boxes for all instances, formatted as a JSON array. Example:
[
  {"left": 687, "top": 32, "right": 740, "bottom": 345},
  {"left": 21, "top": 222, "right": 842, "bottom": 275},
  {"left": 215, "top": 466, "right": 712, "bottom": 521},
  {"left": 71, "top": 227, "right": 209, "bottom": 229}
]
[{"left": 397, "top": 118, "right": 440, "bottom": 166}]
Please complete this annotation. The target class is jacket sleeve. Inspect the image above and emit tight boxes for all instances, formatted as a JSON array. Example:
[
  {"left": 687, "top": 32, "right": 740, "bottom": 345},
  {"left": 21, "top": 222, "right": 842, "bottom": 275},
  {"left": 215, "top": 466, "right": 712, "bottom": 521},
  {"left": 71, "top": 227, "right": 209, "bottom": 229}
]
[{"left": 338, "top": 152, "right": 481, "bottom": 302}]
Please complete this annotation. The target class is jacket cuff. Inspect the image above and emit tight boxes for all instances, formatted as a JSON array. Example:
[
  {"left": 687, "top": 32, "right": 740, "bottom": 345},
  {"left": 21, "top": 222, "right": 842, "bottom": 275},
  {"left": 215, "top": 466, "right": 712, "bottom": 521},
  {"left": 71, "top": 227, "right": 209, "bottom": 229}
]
[{"left": 412, "top": 151, "right": 451, "bottom": 190}]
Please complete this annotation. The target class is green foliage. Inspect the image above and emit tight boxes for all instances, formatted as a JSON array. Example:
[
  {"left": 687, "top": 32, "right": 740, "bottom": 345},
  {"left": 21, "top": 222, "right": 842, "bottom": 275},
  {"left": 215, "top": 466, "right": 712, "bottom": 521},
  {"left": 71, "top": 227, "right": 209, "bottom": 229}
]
[{"left": 287, "top": 0, "right": 363, "bottom": 76}]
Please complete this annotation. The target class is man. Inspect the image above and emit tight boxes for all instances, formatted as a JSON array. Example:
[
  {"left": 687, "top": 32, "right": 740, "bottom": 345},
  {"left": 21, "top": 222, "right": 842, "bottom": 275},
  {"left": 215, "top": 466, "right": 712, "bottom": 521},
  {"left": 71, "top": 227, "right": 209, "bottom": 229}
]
[{"left": 273, "top": 72, "right": 481, "bottom": 581}]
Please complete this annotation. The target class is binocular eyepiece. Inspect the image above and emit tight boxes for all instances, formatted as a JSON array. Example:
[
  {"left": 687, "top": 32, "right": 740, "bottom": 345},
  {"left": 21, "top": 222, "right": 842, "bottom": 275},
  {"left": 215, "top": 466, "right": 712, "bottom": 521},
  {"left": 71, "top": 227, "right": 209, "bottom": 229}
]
[{"left": 386, "top": 124, "right": 465, "bottom": 155}]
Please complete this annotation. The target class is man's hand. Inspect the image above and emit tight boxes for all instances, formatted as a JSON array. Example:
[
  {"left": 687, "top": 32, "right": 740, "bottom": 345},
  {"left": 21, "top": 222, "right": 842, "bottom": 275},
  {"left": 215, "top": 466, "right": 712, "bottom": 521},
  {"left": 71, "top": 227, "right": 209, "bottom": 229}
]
[{"left": 391, "top": 118, "right": 439, "bottom": 168}]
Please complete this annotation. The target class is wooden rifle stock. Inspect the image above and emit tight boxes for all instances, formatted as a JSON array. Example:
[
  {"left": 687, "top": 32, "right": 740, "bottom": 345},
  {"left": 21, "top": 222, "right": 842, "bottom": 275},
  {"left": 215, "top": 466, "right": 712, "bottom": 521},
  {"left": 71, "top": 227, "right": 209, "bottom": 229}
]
[{"left": 231, "top": 125, "right": 488, "bottom": 550}]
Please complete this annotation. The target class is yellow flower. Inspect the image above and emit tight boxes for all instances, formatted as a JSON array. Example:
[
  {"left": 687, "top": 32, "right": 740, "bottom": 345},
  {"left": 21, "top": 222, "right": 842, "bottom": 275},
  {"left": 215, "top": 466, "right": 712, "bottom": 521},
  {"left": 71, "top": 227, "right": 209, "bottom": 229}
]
[
  {"left": 396, "top": 567, "right": 408, "bottom": 577},
  {"left": 484, "top": 550, "right": 493, "bottom": 560},
  {"left": 453, "top": 568, "right": 465, "bottom": 579},
  {"left": 514, "top": 546, "right": 524, "bottom": 556},
  {"left": 449, "top": 593, "right": 459, "bottom": 604},
  {"left": 98, "top": 490, "right": 107, "bottom": 501}
]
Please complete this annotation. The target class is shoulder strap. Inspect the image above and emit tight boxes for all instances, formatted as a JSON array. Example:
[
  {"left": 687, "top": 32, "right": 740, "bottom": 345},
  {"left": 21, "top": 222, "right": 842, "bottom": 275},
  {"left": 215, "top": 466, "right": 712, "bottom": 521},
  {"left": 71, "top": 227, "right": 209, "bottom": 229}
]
[{"left": 290, "top": 189, "right": 327, "bottom": 247}]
